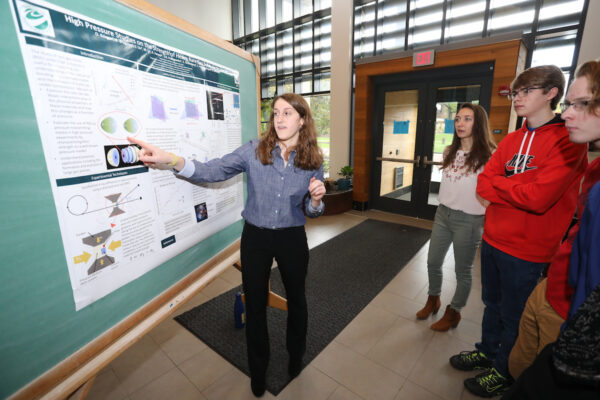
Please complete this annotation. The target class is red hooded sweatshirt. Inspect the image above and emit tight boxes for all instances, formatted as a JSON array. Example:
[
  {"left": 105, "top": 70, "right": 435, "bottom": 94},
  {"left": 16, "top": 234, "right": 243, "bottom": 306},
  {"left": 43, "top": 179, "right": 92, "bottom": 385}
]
[
  {"left": 546, "top": 157, "right": 600, "bottom": 319},
  {"left": 477, "top": 116, "right": 587, "bottom": 263}
]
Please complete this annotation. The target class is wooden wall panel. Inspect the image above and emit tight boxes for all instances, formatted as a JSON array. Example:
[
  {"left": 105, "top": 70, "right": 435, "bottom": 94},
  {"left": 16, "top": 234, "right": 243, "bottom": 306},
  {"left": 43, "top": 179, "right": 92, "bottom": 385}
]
[{"left": 353, "top": 39, "right": 524, "bottom": 203}]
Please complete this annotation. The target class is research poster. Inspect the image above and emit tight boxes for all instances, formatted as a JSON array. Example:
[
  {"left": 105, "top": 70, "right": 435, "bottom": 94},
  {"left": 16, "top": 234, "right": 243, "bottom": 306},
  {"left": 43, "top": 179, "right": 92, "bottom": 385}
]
[{"left": 10, "top": 0, "right": 245, "bottom": 310}]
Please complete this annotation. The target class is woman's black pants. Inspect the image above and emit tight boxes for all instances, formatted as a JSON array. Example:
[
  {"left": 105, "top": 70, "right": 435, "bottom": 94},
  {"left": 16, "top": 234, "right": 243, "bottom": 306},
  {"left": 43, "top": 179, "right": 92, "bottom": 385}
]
[{"left": 240, "top": 222, "right": 309, "bottom": 381}]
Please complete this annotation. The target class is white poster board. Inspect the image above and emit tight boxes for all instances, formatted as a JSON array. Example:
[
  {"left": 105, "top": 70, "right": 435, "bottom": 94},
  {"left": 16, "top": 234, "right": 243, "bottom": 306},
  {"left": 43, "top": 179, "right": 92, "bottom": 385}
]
[{"left": 10, "top": 0, "right": 244, "bottom": 310}]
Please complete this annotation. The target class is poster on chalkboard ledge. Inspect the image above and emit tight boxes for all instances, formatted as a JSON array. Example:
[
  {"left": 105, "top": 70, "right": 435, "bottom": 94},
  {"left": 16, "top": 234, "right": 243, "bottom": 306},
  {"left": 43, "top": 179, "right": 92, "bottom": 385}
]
[{"left": 9, "top": 0, "right": 245, "bottom": 310}]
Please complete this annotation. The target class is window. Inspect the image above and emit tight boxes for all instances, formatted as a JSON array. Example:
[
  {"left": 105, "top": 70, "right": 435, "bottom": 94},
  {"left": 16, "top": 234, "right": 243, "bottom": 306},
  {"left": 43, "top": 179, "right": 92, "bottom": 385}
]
[
  {"left": 377, "top": 0, "right": 408, "bottom": 54},
  {"left": 307, "top": 94, "right": 331, "bottom": 173},
  {"left": 234, "top": 0, "right": 589, "bottom": 177},
  {"left": 233, "top": 0, "right": 333, "bottom": 175},
  {"left": 445, "top": 0, "right": 486, "bottom": 41},
  {"left": 539, "top": 0, "right": 585, "bottom": 31},
  {"left": 353, "top": 0, "right": 589, "bottom": 81},
  {"left": 408, "top": 1, "right": 444, "bottom": 48}
]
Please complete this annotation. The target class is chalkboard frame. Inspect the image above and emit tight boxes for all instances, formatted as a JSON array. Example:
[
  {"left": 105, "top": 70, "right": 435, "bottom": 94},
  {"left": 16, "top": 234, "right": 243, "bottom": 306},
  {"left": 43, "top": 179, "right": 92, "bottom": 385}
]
[{"left": 0, "top": 0, "right": 260, "bottom": 398}]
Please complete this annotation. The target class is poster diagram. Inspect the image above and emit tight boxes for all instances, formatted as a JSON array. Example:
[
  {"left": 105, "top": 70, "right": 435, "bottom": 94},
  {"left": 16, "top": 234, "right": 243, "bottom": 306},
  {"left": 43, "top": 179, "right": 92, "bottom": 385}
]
[
  {"left": 74, "top": 229, "right": 120, "bottom": 275},
  {"left": 104, "top": 144, "right": 144, "bottom": 170},
  {"left": 182, "top": 98, "right": 201, "bottom": 120},
  {"left": 10, "top": 0, "right": 244, "bottom": 310},
  {"left": 154, "top": 180, "right": 187, "bottom": 216},
  {"left": 66, "top": 184, "right": 142, "bottom": 218},
  {"left": 150, "top": 95, "right": 167, "bottom": 121},
  {"left": 206, "top": 90, "right": 224, "bottom": 120},
  {"left": 99, "top": 114, "right": 142, "bottom": 137}
]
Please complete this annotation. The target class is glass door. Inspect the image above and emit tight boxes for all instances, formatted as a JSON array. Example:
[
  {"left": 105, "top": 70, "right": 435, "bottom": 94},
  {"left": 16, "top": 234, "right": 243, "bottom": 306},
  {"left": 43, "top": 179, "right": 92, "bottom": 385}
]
[
  {"left": 370, "top": 85, "right": 426, "bottom": 217},
  {"left": 370, "top": 63, "right": 493, "bottom": 219},
  {"left": 425, "top": 84, "right": 483, "bottom": 209},
  {"left": 379, "top": 89, "right": 420, "bottom": 203}
]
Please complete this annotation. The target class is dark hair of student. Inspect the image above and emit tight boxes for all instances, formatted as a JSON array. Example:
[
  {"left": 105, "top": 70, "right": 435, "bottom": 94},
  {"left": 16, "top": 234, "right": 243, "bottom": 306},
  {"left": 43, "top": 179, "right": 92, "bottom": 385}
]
[
  {"left": 511, "top": 65, "right": 565, "bottom": 110},
  {"left": 575, "top": 60, "right": 600, "bottom": 116},
  {"left": 256, "top": 93, "right": 323, "bottom": 170},
  {"left": 441, "top": 103, "right": 496, "bottom": 174}
]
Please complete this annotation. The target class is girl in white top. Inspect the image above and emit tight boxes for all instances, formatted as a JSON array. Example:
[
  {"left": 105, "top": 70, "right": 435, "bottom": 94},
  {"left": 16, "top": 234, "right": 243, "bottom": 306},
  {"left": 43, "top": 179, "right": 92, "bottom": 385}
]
[{"left": 416, "top": 103, "right": 496, "bottom": 331}]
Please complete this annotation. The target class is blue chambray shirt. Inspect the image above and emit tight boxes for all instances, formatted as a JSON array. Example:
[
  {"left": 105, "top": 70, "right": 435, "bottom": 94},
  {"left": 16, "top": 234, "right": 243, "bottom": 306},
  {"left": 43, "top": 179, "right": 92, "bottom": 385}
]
[{"left": 176, "top": 139, "right": 324, "bottom": 229}]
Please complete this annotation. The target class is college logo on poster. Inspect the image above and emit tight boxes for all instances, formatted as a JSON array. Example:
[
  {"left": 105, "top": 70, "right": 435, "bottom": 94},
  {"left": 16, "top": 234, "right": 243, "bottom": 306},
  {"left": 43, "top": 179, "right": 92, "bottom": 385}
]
[{"left": 17, "top": 1, "right": 55, "bottom": 37}]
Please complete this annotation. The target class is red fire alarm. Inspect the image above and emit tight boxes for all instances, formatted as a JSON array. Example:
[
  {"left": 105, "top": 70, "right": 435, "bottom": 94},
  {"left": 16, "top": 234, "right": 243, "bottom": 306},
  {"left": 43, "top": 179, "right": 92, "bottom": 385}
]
[{"left": 498, "top": 85, "right": 511, "bottom": 97}]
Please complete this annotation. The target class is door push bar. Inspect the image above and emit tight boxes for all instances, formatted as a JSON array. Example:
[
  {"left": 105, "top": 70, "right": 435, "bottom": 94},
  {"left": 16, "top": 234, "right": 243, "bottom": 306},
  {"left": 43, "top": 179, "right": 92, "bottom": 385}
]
[
  {"left": 376, "top": 155, "right": 441, "bottom": 167},
  {"left": 422, "top": 155, "right": 442, "bottom": 166},
  {"left": 376, "top": 155, "right": 420, "bottom": 165}
]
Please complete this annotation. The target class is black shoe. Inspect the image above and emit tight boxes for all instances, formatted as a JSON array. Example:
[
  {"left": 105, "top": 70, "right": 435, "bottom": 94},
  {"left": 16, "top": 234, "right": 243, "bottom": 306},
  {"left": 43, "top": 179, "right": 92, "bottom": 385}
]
[
  {"left": 450, "top": 350, "right": 494, "bottom": 371},
  {"left": 250, "top": 377, "right": 265, "bottom": 397},
  {"left": 289, "top": 357, "right": 303, "bottom": 379},
  {"left": 464, "top": 368, "right": 514, "bottom": 397}
]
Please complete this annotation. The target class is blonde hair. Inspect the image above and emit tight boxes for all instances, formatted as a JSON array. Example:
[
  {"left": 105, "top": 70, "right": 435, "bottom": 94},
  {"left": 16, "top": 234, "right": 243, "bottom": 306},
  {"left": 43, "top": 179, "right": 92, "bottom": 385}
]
[{"left": 575, "top": 60, "right": 600, "bottom": 116}]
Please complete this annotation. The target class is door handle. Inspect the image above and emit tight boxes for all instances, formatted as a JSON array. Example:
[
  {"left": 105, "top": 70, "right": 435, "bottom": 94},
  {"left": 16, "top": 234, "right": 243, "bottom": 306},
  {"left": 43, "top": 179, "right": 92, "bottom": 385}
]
[
  {"left": 376, "top": 155, "right": 421, "bottom": 164},
  {"left": 422, "top": 155, "right": 442, "bottom": 166}
]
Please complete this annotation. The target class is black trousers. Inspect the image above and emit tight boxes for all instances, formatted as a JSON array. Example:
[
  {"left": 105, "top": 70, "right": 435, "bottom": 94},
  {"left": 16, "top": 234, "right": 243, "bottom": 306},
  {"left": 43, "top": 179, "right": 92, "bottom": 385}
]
[{"left": 240, "top": 222, "right": 309, "bottom": 381}]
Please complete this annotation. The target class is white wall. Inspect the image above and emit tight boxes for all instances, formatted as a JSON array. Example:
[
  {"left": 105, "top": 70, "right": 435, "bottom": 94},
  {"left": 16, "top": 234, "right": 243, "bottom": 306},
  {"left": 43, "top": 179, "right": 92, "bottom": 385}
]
[
  {"left": 146, "top": 0, "right": 232, "bottom": 41},
  {"left": 329, "top": 0, "right": 353, "bottom": 177},
  {"left": 577, "top": 0, "right": 600, "bottom": 65}
]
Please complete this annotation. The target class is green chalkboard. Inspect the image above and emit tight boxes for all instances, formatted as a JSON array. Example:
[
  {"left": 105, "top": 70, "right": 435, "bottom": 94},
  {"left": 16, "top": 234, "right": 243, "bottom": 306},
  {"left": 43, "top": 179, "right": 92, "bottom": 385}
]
[{"left": 0, "top": 1, "right": 257, "bottom": 397}]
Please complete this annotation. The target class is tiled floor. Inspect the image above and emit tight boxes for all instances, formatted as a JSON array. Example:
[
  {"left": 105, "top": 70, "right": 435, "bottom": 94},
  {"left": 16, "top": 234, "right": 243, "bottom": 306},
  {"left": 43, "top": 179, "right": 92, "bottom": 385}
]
[{"left": 87, "top": 210, "right": 488, "bottom": 400}]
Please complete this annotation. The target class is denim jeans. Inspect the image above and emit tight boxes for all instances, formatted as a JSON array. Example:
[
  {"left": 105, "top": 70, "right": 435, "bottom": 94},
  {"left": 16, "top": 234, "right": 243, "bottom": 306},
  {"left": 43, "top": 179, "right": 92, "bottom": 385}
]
[
  {"left": 427, "top": 204, "right": 484, "bottom": 312},
  {"left": 476, "top": 240, "right": 546, "bottom": 377}
]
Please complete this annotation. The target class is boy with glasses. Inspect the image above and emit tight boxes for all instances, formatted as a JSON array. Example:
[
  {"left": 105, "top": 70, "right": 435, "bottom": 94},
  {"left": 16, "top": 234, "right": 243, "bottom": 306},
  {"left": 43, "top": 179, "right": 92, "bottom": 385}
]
[
  {"left": 507, "top": 60, "right": 600, "bottom": 383},
  {"left": 502, "top": 59, "right": 600, "bottom": 400},
  {"left": 450, "top": 65, "right": 588, "bottom": 397}
]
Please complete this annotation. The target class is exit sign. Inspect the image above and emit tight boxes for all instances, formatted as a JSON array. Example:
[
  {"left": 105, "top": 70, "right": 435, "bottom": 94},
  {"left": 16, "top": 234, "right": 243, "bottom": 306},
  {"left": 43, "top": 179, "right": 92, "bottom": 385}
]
[{"left": 413, "top": 49, "right": 435, "bottom": 67}]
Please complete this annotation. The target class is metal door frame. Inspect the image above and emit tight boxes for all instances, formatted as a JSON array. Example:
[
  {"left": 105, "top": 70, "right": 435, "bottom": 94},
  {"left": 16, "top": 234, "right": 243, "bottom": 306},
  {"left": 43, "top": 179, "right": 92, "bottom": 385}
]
[{"left": 370, "top": 62, "right": 494, "bottom": 219}]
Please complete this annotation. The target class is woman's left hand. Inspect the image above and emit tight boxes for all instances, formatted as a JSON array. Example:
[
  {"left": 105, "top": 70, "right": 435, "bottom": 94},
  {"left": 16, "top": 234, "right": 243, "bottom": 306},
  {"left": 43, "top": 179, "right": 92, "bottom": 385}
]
[{"left": 309, "top": 177, "right": 326, "bottom": 208}]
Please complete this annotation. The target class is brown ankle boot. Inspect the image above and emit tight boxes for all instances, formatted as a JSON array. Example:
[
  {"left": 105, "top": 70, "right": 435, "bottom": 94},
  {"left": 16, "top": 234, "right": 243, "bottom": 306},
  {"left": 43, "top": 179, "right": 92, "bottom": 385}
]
[
  {"left": 416, "top": 295, "right": 441, "bottom": 319},
  {"left": 430, "top": 305, "right": 461, "bottom": 331}
]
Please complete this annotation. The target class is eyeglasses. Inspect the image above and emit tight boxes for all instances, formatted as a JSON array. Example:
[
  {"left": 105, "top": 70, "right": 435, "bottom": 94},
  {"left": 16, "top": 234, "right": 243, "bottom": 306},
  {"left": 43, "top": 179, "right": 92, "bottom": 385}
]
[
  {"left": 507, "top": 87, "right": 545, "bottom": 101},
  {"left": 560, "top": 100, "right": 590, "bottom": 113}
]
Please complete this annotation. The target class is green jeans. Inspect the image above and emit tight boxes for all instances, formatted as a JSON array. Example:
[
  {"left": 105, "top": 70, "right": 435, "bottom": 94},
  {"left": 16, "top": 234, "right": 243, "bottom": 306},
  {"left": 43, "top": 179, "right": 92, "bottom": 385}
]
[{"left": 427, "top": 204, "right": 484, "bottom": 312}]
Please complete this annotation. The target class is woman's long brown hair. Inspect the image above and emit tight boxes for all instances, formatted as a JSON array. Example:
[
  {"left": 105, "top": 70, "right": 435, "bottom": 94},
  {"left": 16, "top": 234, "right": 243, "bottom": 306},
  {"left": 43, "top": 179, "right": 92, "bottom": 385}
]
[
  {"left": 441, "top": 103, "right": 496, "bottom": 173},
  {"left": 256, "top": 93, "right": 323, "bottom": 170}
]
